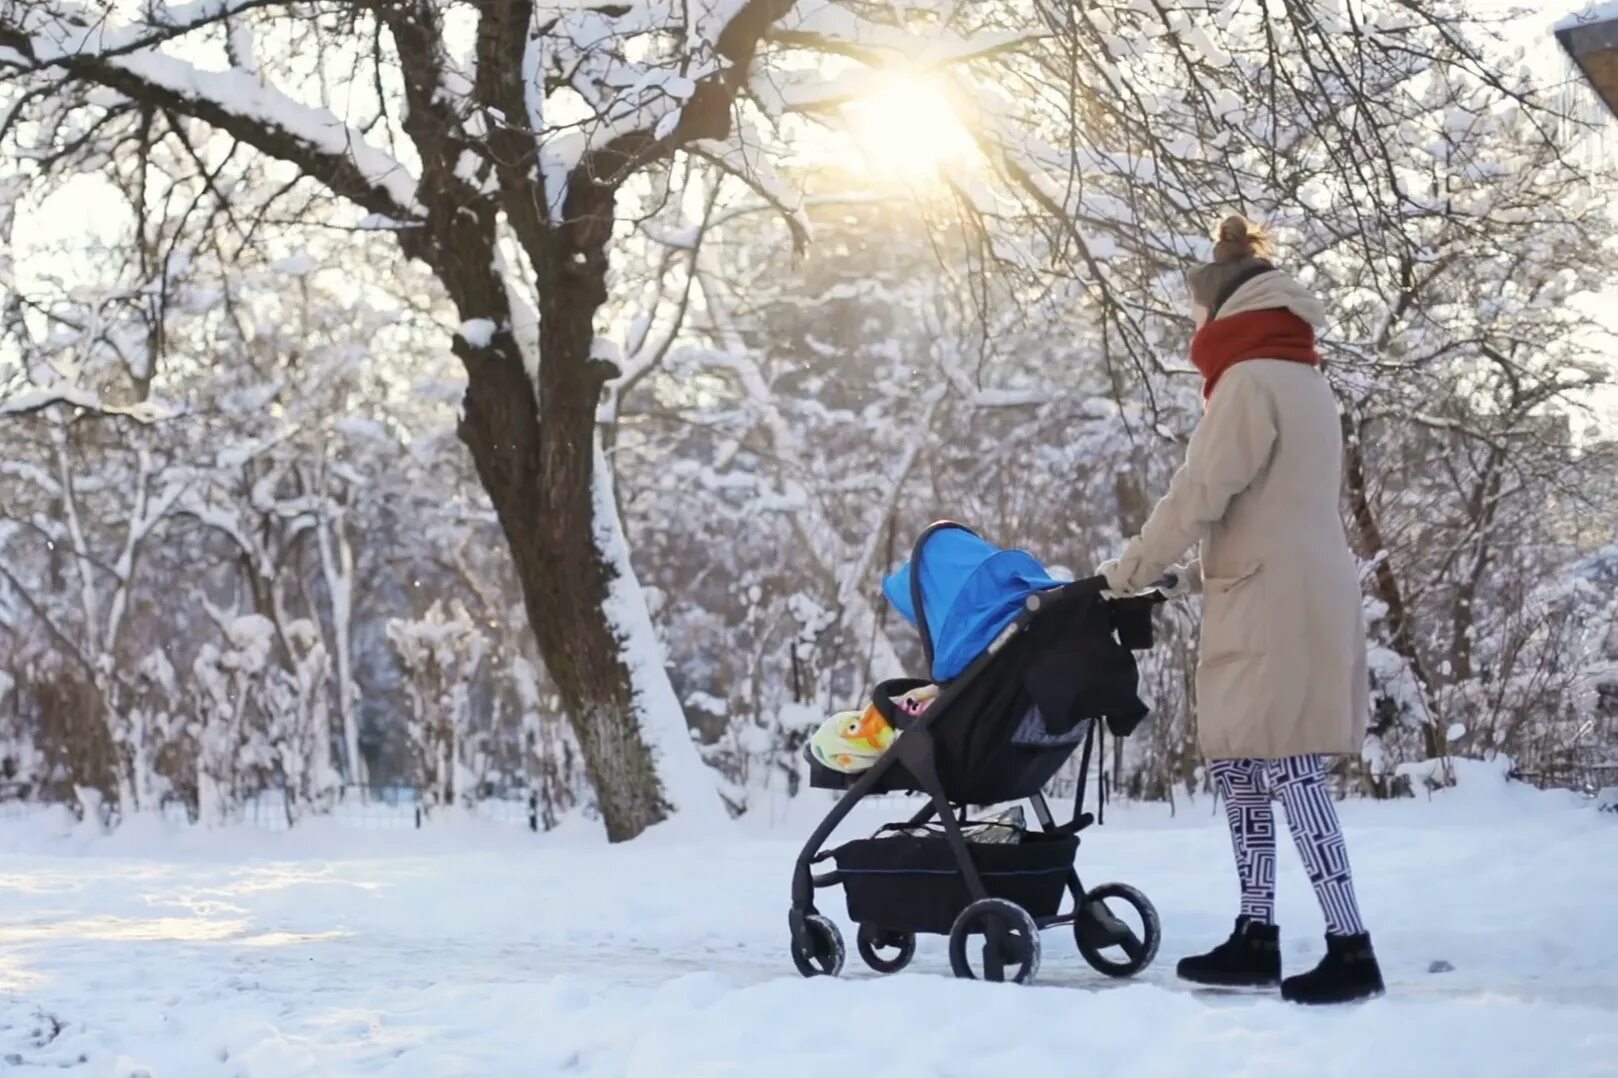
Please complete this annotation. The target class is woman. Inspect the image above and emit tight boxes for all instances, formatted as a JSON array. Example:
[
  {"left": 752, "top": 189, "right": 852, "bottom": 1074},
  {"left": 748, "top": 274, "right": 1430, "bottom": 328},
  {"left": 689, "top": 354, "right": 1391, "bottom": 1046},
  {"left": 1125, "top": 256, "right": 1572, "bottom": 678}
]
[{"left": 1101, "top": 215, "right": 1383, "bottom": 1005}]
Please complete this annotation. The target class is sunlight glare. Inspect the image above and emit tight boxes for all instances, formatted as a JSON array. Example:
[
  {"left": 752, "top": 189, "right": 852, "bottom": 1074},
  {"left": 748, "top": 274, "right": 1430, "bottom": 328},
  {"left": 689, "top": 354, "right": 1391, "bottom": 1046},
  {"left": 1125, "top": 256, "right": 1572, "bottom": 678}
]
[{"left": 842, "top": 72, "right": 978, "bottom": 182}]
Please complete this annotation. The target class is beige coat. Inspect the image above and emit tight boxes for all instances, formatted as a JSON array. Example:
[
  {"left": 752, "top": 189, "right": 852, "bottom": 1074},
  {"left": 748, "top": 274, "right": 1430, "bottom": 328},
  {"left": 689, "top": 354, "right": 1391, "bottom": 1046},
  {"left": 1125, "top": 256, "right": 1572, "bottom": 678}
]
[{"left": 1113, "top": 272, "right": 1369, "bottom": 760}]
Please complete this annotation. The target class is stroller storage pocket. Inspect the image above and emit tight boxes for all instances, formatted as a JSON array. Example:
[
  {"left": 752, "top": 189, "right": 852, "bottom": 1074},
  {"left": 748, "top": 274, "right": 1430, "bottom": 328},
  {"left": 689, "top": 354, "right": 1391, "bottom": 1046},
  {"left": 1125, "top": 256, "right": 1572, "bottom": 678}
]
[
  {"left": 1011, "top": 708, "right": 1092, "bottom": 748},
  {"left": 831, "top": 827, "right": 1077, "bottom": 936}
]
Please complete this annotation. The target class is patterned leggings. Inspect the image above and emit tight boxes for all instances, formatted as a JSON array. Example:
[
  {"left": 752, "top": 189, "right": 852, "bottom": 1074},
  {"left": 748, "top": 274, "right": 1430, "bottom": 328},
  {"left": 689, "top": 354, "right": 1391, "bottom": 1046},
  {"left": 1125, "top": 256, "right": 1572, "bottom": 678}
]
[{"left": 1208, "top": 755, "right": 1367, "bottom": 936}]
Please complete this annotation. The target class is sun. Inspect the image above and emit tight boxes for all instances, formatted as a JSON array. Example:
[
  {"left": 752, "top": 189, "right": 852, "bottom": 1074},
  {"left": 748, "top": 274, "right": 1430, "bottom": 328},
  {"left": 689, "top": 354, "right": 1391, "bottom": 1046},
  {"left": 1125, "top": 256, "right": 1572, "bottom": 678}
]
[{"left": 841, "top": 71, "right": 979, "bottom": 182}]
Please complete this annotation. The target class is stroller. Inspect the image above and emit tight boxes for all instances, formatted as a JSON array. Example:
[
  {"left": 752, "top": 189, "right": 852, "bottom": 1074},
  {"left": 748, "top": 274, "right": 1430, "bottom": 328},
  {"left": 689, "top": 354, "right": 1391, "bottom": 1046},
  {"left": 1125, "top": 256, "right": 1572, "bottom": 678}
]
[{"left": 789, "top": 522, "right": 1166, "bottom": 985}]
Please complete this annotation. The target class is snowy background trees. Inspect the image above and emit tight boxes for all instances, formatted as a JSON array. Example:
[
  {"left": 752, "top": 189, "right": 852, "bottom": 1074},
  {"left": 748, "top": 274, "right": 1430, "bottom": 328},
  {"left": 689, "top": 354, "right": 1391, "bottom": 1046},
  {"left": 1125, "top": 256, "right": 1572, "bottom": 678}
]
[{"left": 2, "top": 0, "right": 1616, "bottom": 837}]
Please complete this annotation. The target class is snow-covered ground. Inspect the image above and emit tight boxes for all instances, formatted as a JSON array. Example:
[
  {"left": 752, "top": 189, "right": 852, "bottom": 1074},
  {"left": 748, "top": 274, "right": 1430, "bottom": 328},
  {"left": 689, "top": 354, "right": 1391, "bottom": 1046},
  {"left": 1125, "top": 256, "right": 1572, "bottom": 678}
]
[{"left": 1, "top": 778, "right": 1615, "bottom": 1077}]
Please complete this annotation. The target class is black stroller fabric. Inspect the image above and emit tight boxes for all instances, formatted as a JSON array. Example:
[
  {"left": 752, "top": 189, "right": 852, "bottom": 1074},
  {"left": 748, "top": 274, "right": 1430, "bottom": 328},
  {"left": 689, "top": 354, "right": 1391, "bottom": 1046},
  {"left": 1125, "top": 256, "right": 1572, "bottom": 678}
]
[
  {"left": 834, "top": 829, "right": 1078, "bottom": 935},
  {"left": 1022, "top": 588, "right": 1153, "bottom": 741},
  {"left": 807, "top": 585, "right": 1155, "bottom": 804}
]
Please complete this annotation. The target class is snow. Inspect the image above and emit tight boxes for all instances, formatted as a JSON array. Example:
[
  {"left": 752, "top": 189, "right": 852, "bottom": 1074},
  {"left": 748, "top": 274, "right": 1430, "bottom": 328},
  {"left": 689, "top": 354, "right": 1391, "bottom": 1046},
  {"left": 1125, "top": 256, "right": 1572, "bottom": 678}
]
[
  {"left": 1557, "top": 2, "right": 1618, "bottom": 32},
  {"left": 590, "top": 438, "right": 725, "bottom": 827},
  {"left": 1395, "top": 754, "right": 1512, "bottom": 796},
  {"left": 355, "top": 214, "right": 416, "bottom": 231},
  {"left": 225, "top": 15, "right": 257, "bottom": 77},
  {"left": 271, "top": 254, "right": 317, "bottom": 277},
  {"left": 116, "top": 53, "right": 420, "bottom": 214},
  {"left": 521, "top": 34, "right": 547, "bottom": 135},
  {"left": 457, "top": 318, "right": 497, "bottom": 348},
  {"left": 0, "top": 788, "right": 1614, "bottom": 1074},
  {"left": 0, "top": 384, "right": 173, "bottom": 423}
]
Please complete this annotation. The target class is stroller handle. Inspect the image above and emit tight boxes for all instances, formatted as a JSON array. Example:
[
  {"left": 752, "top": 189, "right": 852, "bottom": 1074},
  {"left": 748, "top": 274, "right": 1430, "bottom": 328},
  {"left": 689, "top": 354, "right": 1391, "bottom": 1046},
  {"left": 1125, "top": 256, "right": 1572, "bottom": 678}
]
[
  {"left": 1149, "top": 571, "right": 1178, "bottom": 594},
  {"left": 1024, "top": 573, "right": 1173, "bottom": 614}
]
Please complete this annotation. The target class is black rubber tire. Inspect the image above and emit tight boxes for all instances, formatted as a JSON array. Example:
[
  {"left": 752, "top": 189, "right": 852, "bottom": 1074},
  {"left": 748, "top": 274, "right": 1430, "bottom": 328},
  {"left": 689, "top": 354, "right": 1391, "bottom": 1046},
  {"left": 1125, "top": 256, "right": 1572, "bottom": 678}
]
[
  {"left": 791, "top": 914, "right": 846, "bottom": 978},
  {"left": 1074, "top": 882, "right": 1161, "bottom": 978},
  {"left": 947, "top": 898, "right": 1041, "bottom": 984},
  {"left": 856, "top": 925, "right": 917, "bottom": 974}
]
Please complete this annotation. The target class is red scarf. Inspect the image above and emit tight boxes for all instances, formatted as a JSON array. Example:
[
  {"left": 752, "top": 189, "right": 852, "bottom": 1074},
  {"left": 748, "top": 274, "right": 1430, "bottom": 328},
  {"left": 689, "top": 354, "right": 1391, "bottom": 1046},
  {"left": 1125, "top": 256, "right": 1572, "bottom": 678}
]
[{"left": 1190, "top": 309, "right": 1319, "bottom": 399}]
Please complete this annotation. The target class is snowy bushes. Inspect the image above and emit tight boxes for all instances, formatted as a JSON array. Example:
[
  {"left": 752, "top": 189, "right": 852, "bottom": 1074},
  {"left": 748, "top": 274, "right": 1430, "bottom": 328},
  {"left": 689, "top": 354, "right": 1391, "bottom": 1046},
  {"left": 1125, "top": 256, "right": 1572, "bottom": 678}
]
[
  {"left": 192, "top": 615, "right": 281, "bottom": 824},
  {"left": 189, "top": 614, "right": 344, "bottom": 826},
  {"left": 387, "top": 602, "right": 488, "bottom": 810}
]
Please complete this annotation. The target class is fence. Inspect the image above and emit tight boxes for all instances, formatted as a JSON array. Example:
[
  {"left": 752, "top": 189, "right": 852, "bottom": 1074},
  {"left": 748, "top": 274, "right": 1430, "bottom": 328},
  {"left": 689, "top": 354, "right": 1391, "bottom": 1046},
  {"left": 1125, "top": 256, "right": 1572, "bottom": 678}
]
[
  {"left": 7, "top": 764, "right": 1616, "bottom": 831},
  {"left": 1508, "top": 761, "right": 1618, "bottom": 799},
  {"left": 0, "top": 781, "right": 550, "bottom": 832}
]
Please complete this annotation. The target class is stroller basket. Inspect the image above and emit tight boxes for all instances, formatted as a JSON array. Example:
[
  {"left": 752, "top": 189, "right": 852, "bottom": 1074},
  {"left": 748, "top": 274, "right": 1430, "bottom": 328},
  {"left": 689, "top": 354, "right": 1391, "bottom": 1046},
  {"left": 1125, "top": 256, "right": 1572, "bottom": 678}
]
[{"left": 833, "top": 828, "right": 1078, "bottom": 936}]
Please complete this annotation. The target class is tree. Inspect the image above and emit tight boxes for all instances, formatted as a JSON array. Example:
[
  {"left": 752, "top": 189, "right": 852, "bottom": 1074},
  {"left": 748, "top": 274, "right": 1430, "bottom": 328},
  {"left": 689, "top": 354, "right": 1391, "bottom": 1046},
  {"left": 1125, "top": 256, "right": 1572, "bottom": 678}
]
[
  {"left": 0, "top": 0, "right": 1136, "bottom": 838},
  {"left": 4, "top": 0, "right": 811, "bottom": 837},
  {"left": 6, "top": 0, "right": 1614, "bottom": 830},
  {"left": 0, "top": 0, "right": 918, "bottom": 838}
]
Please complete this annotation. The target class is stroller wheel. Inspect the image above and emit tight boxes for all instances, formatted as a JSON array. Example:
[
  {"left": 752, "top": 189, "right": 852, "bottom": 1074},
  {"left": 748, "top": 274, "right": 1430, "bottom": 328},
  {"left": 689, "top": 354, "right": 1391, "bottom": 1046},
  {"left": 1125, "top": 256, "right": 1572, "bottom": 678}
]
[
  {"left": 1075, "top": 882, "right": 1161, "bottom": 978},
  {"left": 791, "top": 914, "right": 846, "bottom": 978},
  {"left": 948, "top": 898, "right": 1041, "bottom": 985},
  {"left": 856, "top": 924, "right": 917, "bottom": 974}
]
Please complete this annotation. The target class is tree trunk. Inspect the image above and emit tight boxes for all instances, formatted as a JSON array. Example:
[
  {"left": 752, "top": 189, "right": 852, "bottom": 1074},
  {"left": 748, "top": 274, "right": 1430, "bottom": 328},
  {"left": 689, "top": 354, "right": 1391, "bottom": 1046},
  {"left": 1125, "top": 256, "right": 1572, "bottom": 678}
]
[
  {"left": 1114, "top": 465, "right": 1151, "bottom": 538},
  {"left": 1341, "top": 414, "right": 1445, "bottom": 760},
  {"left": 451, "top": 208, "right": 716, "bottom": 841},
  {"left": 1449, "top": 446, "right": 1506, "bottom": 684},
  {"left": 313, "top": 504, "right": 364, "bottom": 788}
]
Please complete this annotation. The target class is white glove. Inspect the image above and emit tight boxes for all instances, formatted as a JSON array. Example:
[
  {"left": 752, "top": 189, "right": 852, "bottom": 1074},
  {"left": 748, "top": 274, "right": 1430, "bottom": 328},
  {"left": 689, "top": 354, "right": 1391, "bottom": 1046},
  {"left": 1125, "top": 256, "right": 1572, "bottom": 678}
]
[
  {"left": 1096, "top": 558, "right": 1137, "bottom": 598},
  {"left": 1099, "top": 559, "right": 1195, "bottom": 600}
]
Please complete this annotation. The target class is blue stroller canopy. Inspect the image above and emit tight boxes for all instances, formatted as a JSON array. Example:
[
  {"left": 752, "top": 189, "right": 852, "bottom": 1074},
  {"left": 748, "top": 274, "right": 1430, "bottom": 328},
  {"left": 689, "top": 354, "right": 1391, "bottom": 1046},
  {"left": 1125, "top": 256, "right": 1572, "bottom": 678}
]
[{"left": 882, "top": 525, "right": 1063, "bottom": 682}]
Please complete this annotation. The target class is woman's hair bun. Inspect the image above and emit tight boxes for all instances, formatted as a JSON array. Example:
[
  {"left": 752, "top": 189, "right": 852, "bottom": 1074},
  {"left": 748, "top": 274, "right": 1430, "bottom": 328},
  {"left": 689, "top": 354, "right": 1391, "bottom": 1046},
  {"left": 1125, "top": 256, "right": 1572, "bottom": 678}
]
[{"left": 1211, "top": 214, "right": 1273, "bottom": 263}]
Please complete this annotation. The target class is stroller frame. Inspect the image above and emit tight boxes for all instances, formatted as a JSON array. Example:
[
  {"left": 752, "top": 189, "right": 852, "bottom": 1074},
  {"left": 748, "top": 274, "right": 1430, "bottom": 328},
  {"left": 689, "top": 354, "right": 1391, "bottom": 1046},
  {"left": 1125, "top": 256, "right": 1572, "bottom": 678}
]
[{"left": 788, "top": 522, "right": 1159, "bottom": 981}]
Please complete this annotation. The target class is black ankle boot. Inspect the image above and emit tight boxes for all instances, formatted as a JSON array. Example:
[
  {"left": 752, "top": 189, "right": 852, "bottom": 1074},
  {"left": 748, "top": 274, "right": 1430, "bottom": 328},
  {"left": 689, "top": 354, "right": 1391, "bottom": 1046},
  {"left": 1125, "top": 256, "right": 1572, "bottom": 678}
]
[
  {"left": 1176, "top": 916, "right": 1281, "bottom": 988},
  {"left": 1281, "top": 932, "right": 1385, "bottom": 1004}
]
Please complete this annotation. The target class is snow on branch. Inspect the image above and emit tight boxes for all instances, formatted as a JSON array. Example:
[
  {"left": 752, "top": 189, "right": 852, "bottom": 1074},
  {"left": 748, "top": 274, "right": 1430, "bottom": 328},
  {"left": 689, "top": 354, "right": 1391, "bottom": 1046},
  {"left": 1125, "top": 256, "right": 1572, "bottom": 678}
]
[
  {"left": 931, "top": 349, "right": 1049, "bottom": 409},
  {"left": 0, "top": 459, "right": 62, "bottom": 497},
  {"left": 1, "top": 6, "right": 422, "bottom": 220},
  {"left": 2, "top": 0, "right": 292, "bottom": 68},
  {"left": 0, "top": 383, "right": 175, "bottom": 423},
  {"left": 526, "top": 0, "right": 800, "bottom": 224}
]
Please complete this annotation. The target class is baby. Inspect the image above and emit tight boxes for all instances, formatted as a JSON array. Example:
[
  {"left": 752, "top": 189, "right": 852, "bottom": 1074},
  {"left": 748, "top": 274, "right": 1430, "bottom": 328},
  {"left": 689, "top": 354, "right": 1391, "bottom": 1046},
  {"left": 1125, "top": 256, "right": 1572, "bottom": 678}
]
[{"left": 808, "top": 684, "right": 938, "bottom": 773}]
